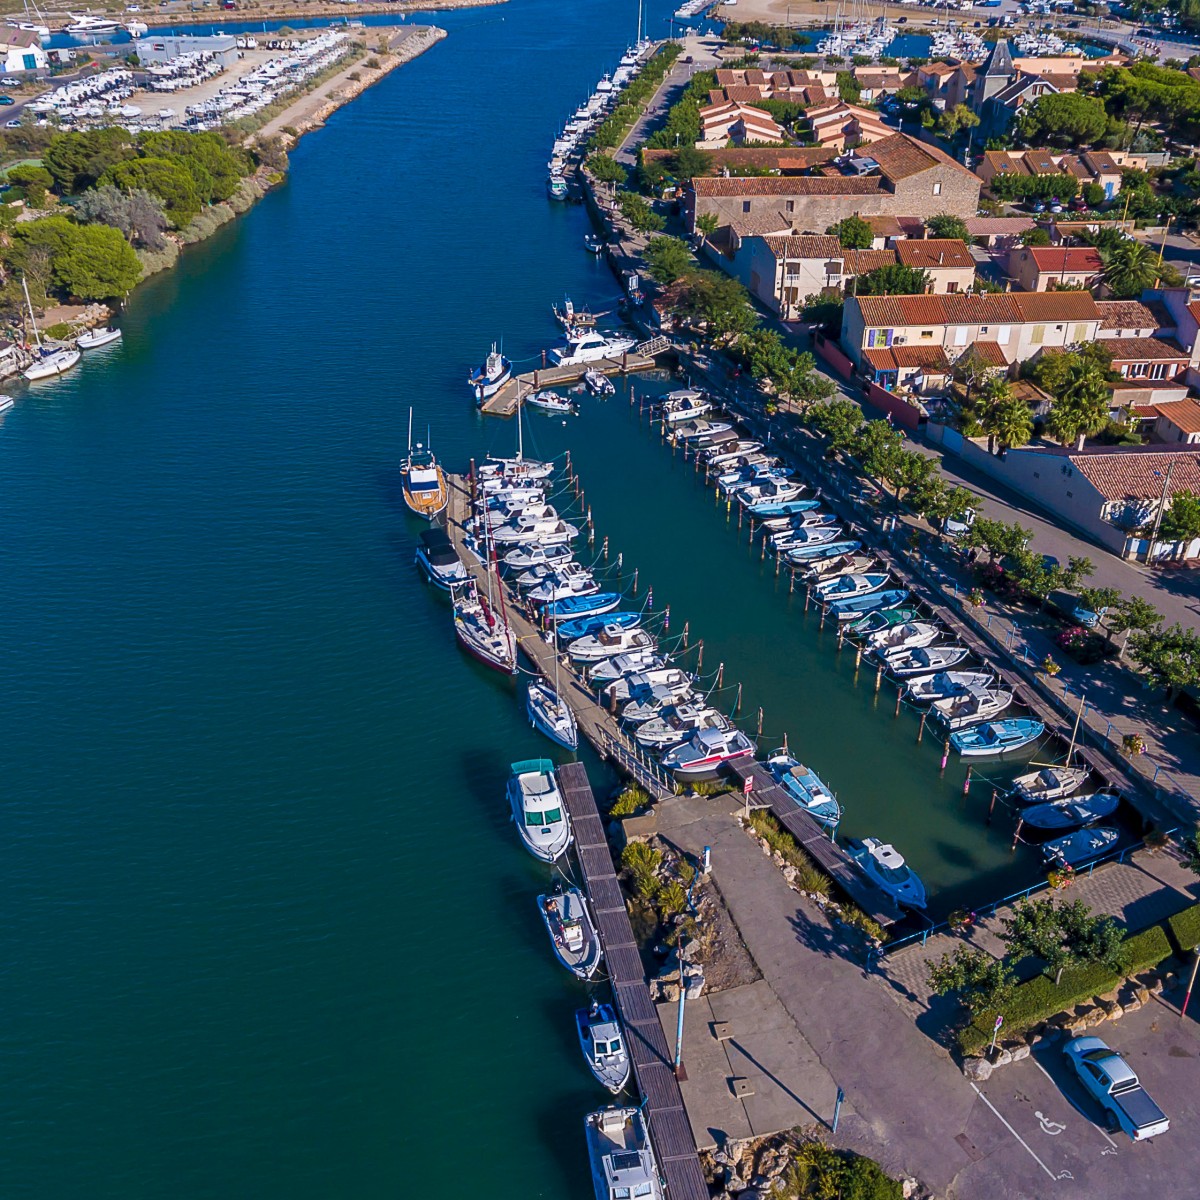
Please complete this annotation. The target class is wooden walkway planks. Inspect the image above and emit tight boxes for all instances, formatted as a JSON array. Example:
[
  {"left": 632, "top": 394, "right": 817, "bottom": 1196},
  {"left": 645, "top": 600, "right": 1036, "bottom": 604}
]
[
  {"left": 480, "top": 353, "right": 660, "bottom": 417},
  {"left": 557, "top": 762, "right": 709, "bottom": 1200}
]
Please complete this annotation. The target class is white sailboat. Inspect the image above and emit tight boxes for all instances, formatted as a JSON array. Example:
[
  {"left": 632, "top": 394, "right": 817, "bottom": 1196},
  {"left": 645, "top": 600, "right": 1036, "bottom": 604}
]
[{"left": 22, "top": 277, "right": 80, "bottom": 382}]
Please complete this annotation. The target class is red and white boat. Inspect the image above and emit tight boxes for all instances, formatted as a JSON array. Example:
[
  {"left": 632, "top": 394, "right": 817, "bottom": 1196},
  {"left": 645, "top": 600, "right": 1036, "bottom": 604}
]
[
  {"left": 452, "top": 580, "right": 517, "bottom": 675},
  {"left": 660, "top": 728, "right": 756, "bottom": 779}
]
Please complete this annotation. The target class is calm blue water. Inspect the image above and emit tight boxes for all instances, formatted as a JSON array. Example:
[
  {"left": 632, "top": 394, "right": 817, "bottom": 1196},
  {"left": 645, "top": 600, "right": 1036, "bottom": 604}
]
[{"left": 1, "top": 2, "right": 1095, "bottom": 1194}]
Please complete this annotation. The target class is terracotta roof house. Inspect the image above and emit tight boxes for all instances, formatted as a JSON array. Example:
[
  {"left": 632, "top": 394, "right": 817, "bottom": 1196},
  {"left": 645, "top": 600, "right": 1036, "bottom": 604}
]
[
  {"left": 1095, "top": 300, "right": 1159, "bottom": 339},
  {"left": 804, "top": 100, "right": 894, "bottom": 151},
  {"left": 1104, "top": 337, "right": 1189, "bottom": 382},
  {"left": 895, "top": 238, "right": 977, "bottom": 293},
  {"left": 698, "top": 100, "right": 785, "bottom": 148},
  {"left": 1008, "top": 244, "right": 1103, "bottom": 292},
  {"left": 965, "top": 215, "right": 1036, "bottom": 251}
]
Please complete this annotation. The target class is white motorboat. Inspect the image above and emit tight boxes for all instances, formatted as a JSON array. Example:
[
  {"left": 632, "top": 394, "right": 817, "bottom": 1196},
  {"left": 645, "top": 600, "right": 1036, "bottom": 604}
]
[
  {"left": 814, "top": 572, "right": 890, "bottom": 602},
  {"left": 526, "top": 389, "right": 576, "bottom": 415},
  {"left": 850, "top": 838, "right": 926, "bottom": 909},
  {"left": 527, "top": 570, "right": 600, "bottom": 605},
  {"left": 401, "top": 408, "right": 448, "bottom": 521},
  {"left": 490, "top": 510, "right": 580, "bottom": 546},
  {"left": 660, "top": 388, "right": 712, "bottom": 423},
  {"left": 866, "top": 621, "right": 941, "bottom": 653},
  {"left": 569, "top": 626, "right": 656, "bottom": 662},
  {"left": 671, "top": 419, "right": 732, "bottom": 444},
  {"left": 771, "top": 524, "right": 842, "bottom": 551},
  {"left": 884, "top": 644, "right": 970, "bottom": 679},
  {"left": 0, "top": 394, "right": 13, "bottom": 412},
  {"left": 584, "top": 232, "right": 605, "bottom": 255},
  {"left": 23, "top": 347, "right": 80, "bottom": 381},
  {"left": 76, "top": 326, "right": 121, "bottom": 350},
  {"left": 607, "top": 667, "right": 694, "bottom": 707},
  {"left": 549, "top": 330, "right": 637, "bottom": 366},
  {"left": 124, "top": 19, "right": 148, "bottom": 35},
  {"left": 705, "top": 439, "right": 763, "bottom": 465},
  {"left": 587, "top": 650, "right": 665, "bottom": 684},
  {"left": 414, "top": 527, "right": 467, "bottom": 591},
  {"left": 634, "top": 704, "right": 729, "bottom": 749},
  {"left": 1013, "top": 765, "right": 1090, "bottom": 804},
  {"left": 507, "top": 759, "right": 572, "bottom": 862},
  {"left": 65, "top": 13, "right": 121, "bottom": 34},
  {"left": 502, "top": 542, "right": 574, "bottom": 572},
  {"left": 538, "top": 884, "right": 601, "bottom": 979},
  {"left": 515, "top": 559, "right": 586, "bottom": 589},
  {"left": 468, "top": 342, "right": 512, "bottom": 401},
  {"left": 765, "top": 752, "right": 841, "bottom": 827},
  {"left": 576, "top": 1002, "right": 631, "bottom": 1094},
  {"left": 932, "top": 684, "right": 1014, "bottom": 730},
  {"left": 526, "top": 678, "right": 579, "bottom": 751},
  {"left": 1042, "top": 826, "right": 1119, "bottom": 869},
  {"left": 585, "top": 1107, "right": 664, "bottom": 1200},
  {"left": 661, "top": 727, "right": 756, "bottom": 779},
  {"left": 739, "top": 479, "right": 802, "bottom": 507},
  {"left": 719, "top": 466, "right": 791, "bottom": 496},
  {"left": 761, "top": 511, "right": 835, "bottom": 534},
  {"left": 584, "top": 368, "right": 615, "bottom": 395},
  {"left": 905, "top": 670, "right": 996, "bottom": 704},
  {"left": 619, "top": 678, "right": 696, "bottom": 722}
]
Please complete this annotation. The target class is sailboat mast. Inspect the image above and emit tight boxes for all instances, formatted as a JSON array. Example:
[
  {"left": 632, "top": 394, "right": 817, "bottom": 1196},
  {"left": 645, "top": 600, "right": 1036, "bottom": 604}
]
[
  {"left": 407, "top": 406, "right": 413, "bottom": 458},
  {"left": 22, "top": 276, "right": 41, "bottom": 350}
]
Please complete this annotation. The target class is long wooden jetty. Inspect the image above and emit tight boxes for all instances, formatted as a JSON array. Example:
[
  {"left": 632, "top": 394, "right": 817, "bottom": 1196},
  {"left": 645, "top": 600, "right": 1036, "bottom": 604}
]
[
  {"left": 479, "top": 339, "right": 669, "bottom": 417},
  {"left": 443, "top": 473, "right": 676, "bottom": 802},
  {"left": 557, "top": 762, "right": 710, "bottom": 1200}
]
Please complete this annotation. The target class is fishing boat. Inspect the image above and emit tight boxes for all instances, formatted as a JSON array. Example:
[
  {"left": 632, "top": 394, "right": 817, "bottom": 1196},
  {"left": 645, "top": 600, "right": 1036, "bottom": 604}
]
[
  {"left": 490, "top": 510, "right": 580, "bottom": 546},
  {"left": 848, "top": 606, "right": 919, "bottom": 637},
  {"left": 452, "top": 580, "right": 518, "bottom": 675},
  {"left": 884, "top": 643, "right": 970, "bottom": 679},
  {"left": 906, "top": 670, "right": 997, "bottom": 704},
  {"left": 526, "top": 675, "right": 579, "bottom": 751},
  {"left": 584, "top": 232, "right": 605, "bottom": 255},
  {"left": 1012, "top": 765, "right": 1090, "bottom": 804},
  {"left": 542, "top": 591, "right": 623, "bottom": 623},
  {"left": 786, "top": 539, "right": 863, "bottom": 563},
  {"left": 587, "top": 650, "right": 664, "bottom": 684},
  {"left": 661, "top": 727, "right": 755, "bottom": 779},
  {"left": 738, "top": 478, "right": 802, "bottom": 507},
  {"left": 575, "top": 1002, "right": 631, "bottom": 1094},
  {"left": 76, "top": 326, "right": 121, "bottom": 350},
  {"left": 538, "top": 883, "right": 602, "bottom": 979},
  {"left": 584, "top": 368, "right": 615, "bottom": 395},
  {"left": 951, "top": 718, "right": 1045, "bottom": 757},
  {"left": 549, "top": 330, "right": 637, "bottom": 367},
  {"left": 556, "top": 610, "right": 640, "bottom": 643},
  {"left": 634, "top": 704, "right": 729, "bottom": 750},
  {"left": 866, "top": 621, "right": 941, "bottom": 653},
  {"left": 526, "top": 389, "right": 576, "bottom": 415},
  {"left": 508, "top": 759, "right": 572, "bottom": 862},
  {"left": 826, "top": 588, "right": 908, "bottom": 621},
  {"left": 770, "top": 523, "right": 842, "bottom": 551},
  {"left": 660, "top": 389, "right": 712, "bottom": 423},
  {"left": 932, "top": 684, "right": 1014, "bottom": 730},
  {"left": 414, "top": 527, "right": 468, "bottom": 591},
  {"left": 747, "top": 497, "right": 819, "bottom": 518},
  {"left": 606, "top": 666, "right": 693, "bottom": 706},
  {"left": 584, "top": 1107, "right": 664, "bottom": 1200},
  {"left": 760, "top": 510, "right": 835, "bottom": 532},
  {"left": 765, "top": 751, "right": 841, "bottom": 827},
  {"left": 568, "top": 625, "right": 656, "bottom": 662},
  {"left": 1020, "top": 793, "right": 1120, "bottom": 831},
  {"left": 1042, "top": 826, "right": 1119, "bottom": 869},
  {"left": 22, "top": 273, "right": 81, "bottom": 381},
  {"left": 552, "top": 296, "right": 596, "bottom": 331},
  {"left": 706, "top": 440, "right": 764, "bottom": 466},
  {"left": 516, "top": 560, "right": 590, "bottom": 590},
  {"left": 548, "top": 172, "right": 569, "bottom": 200},
  {"left": 849, "top": 838, "right": 927, "bottom": 909},
  {"left": 815, "top": 572, "right": 890, "bottom": 602},
  {"left": 502, "top": 542, "right": 575, "bottom": 573},
  {"left": 468, "top": 342, "right": 512, "bottom": 401},
  {"left": 801, "top": 553, "right": 872, "bottom": 581},
  {"left": 400, "top": 409, "right": 448, "bottom": 520}
]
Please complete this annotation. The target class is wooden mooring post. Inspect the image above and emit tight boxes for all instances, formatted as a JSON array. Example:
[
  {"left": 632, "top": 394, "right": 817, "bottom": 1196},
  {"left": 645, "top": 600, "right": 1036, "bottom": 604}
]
[{"left": 917, "top": 710, "right": 928, "bottom": 744}]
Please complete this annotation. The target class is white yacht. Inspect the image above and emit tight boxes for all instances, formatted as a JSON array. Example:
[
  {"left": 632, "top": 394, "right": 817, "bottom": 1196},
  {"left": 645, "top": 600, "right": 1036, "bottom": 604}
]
[
  {"left": 506, "top": 759, "right": 572, "bottom": 862},
  {"left": 850, "top": 838, "right": 927, "bottom": 909},
  {"left": 549, "top": 330, "right": 637, "bottom": 367},
  {"left": 585, "top": 1107, "right": 664, "bottom": 1200},
  {"left": 65, "top": 13, "right": 122, "bottom": 34}
]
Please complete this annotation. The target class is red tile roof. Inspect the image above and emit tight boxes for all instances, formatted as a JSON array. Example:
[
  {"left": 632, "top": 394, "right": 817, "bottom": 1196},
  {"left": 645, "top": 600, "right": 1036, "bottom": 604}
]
[
  {"left": 1069, "top": 448, "right": 1200, "bottom": 501},
  {"left": 863, "top": 345, "right": 949, "bottom": 371},
  {"left": 692, "top": 175, "right": 884, "bottom": 197},
  {"left": 854, "top": 290, "right": 1099, "bottom": 326},
  {"left": 1095, "top": 300, "right": 1158, "bottom": 331},
  {"left": 845, "top": 248, "right": 900, "bottom": 273},
  {"left": 896, "top": 238, "right": 975, "bottom": 270},
  {"left": 1104, "top": 337, "right": 1188, "bottom": 361},
  {"left": 1149, "top": 398, "right": 1200, "bottom": 435},
  {"left": 972, "top": 341, "right": 1010, "bottom": 367},
  {"left": 762, "top": 234, "right": 843, "bottom": 258},
  {"left": 1027, "top": 246, "right": 1103, "bottom": 273}
]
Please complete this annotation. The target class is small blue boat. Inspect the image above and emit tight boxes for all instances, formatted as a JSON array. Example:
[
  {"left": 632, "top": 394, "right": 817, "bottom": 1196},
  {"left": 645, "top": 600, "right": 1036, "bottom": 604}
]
[
  {"left": 766, "top": 751, "right": 841, "bottom": 828},
  {"left": 749, "top": 498, "right": 821, "bottom": 517},
  {"left": 951, "top": 718, "right": 1044, "bottom": 757},
  {"left": 826, "top": 588, "right": 908, "bottom": 620},
  {"left": 785, "top": 539, "right": 862, "bottom": 562},
  {"left": 540, "top": 592, "right": 623, "bottom": 622},
  {"left": 556, "top": 611, "right": 641, "bottom": 642}
]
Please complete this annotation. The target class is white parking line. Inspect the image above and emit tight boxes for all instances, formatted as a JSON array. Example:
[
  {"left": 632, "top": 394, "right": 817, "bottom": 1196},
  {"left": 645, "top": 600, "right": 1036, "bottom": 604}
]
[
  {"left": 970, "top": 1082, "right": 1069, "bottom": 1182},
  {"left": 1032, "top": 1055, "right": 1119, "bottom": 1149}
]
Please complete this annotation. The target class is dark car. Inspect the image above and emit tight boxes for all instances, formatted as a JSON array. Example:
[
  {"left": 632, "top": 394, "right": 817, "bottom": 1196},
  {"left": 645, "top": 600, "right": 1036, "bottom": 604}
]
[{"left": 0, "top": 96, "right": 15, "bottom": 106}]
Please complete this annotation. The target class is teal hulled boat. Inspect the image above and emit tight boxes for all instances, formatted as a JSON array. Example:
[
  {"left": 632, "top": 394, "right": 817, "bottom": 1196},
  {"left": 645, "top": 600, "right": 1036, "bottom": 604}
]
[{"left": 951, "top": 719, "right": 1044, "bottom": 757}]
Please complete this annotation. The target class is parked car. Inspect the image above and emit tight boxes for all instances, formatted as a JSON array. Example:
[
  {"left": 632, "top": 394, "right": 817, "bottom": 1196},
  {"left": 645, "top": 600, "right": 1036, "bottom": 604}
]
[
  {"left": 944, "top": 509, "right": 976, "bottom": 539},
  {"left": 1032, "top": 201, "right": 1047, "bottom": 213},
  {"left": 1072, "top": 601, "right": 1108, "bottom": 628},
  {"left": 0, "top": 96, "right": 14, "bottom": 106},
  {"left": 1064, "top": 1037, "right": 1169, "bottom": 1141}
]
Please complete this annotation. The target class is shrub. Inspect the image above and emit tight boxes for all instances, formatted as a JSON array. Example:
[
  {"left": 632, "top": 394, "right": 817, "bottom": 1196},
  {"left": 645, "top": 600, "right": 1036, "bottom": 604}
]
[
  {"left": 780, "top": 1143, "right": 902, "bottom": 1200},
  {"left": 621, "top": 841, "right": 662, "bottom": 898},
  {"left": 43, "top": 321, "right": 70, "bottom": 341},
  {"left": 1055, "top": 624, "right": 1114, "bottom": 665},
  {"left": 1167, "top": 903, "right": 1200, "bottom": 954},
  {"left": 657, "top": 880, "right": 687, "bottom": 916},
  {"left": 609, "top": 785, "right": 650, "bottom": 817},
  {"left": 1121, "top": 923, "right": 1172, "bottom": 973}
]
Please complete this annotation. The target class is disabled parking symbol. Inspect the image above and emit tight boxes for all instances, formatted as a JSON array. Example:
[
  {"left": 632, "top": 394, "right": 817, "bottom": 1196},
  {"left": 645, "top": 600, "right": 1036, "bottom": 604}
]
[{"left": 1034, "top": 1111, "right": 1066, "bottom": 1136}]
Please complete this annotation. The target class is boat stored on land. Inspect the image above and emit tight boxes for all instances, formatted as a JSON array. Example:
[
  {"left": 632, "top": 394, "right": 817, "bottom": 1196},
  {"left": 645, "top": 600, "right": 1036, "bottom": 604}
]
[
  {"left": 584, "top": 1107, "right": 664, "bottom": 1200},
  {"left": 951, "top": 718, "right": 1045, "bottom": 757},
  {"left": 576, "top": 1002, "right": 631, "bottom": 1094},
  {"left": 1021, "top": 793, "right": 1120, "bottom": 831},
  {"left": 507, "top": 759, "right": 572, "bottom": 862},
  {"left": 538, "top": 884, "right": 601, "bottom": 979},
  {"left": 849, "top": 837, "right": 927, "bottom": 909}
]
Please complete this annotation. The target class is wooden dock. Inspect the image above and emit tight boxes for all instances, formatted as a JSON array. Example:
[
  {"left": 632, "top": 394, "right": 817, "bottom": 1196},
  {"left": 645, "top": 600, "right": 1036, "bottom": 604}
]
[
  {"left": 443, "top": 473, "right": 676, "bottom": 802},
  {"left": 557, "top": 762, "right": 710, "bottom": 1200},
  {"left": 479, "top": 339, "right": 669, "bottom": 418}
]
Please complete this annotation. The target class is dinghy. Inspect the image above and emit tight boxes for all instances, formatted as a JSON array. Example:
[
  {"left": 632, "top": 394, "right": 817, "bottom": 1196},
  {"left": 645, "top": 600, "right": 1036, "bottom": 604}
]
[
  {"left": 526, "top": 389, "right": 576, "bottom": 415},
  {"left": 526, "top": 678, "right": 579, "bottom": 751},
  {"left": 1042, "top": 826, "right": 1119, "bottom": 868},
  {"left": 866, "top": 621, "right": 941, "bottom": 653},
  {"left": 414, "top": 527, "right": 468, "bottom": 591},
  {"left": 815, "top": 572, "right": 890, "bottom": 602},
  {"left": 575, "top": 1002, "right": 631, "bottom": 1094},
  {"left": 1012, "top": 765, "right": 1090, "bottom": 804},
  {"left": 556, "top": 610, "right": 641, "bottom": 643},
  {"left": 587, "top": 650, "right": 664, "bottom": 684},
  {"left": 585, "top": 1107, "right": 664, "bottom": 1200},
  {"left": 634, "top": 704, "right": 729, "bottom": 750},
  {"left": 502, "top": 542, "right": 574, "bottom": 572},
  {"left": 507, "top": 759, "right": 572, "bottom": 862},
  {"left": 849, "top": 838, "right": 927, "bottom": 909},
  {"left": 76, "top": 326, "right": 121, "bottom": 350},
  {"left": 1020, "top": 793, "right": 1120, "bottom": 831},
  {"left": 932, "top": 684, "right": 1014, "bottom": 730},
  {"left": 826, "top": 588, "right": 908, "bottom": 620},
  {"left": 885, "top": 643, "right": 970, "bottom": 679},
  {"left": 661, "top": 727, "right": 756, "bottom": 779},
  {"left": 569, "top": 626, "right": 656, "bottom": 662},
  {"left": 537, "top": 884, "right": 601, "bottom": 979},
  {"left": 542, "top": 592, "right": 623, "bottom": 623},
  {"left": 660, "top": 388, "right": 712, "bottom": 423},
  {"left": 785, "top": 539, "right": 862, "bottom": 563},
  {"left": 951, "top": 718, "right": 1044, "bottom": 757},
  {"left": 583, "top": 232, "right": 605, "bottom": 255},
  {"left": 906, "top": 670, "right": 996, "bottom": 704},
  {"left": 452, "top": 581, "right": 517, "bottom": 675},
  {"left": 606, "top": 667, "right": 694, "bottom": 706},
  {"left": 765, "top": 752, "right": 841, "bottom": 828}
]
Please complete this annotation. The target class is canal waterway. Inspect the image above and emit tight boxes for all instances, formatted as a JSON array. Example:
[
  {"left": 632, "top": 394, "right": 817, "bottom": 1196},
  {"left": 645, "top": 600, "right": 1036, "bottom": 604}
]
[{"left": 1, "top": 1, "right": 1086, "bottom": 1195}]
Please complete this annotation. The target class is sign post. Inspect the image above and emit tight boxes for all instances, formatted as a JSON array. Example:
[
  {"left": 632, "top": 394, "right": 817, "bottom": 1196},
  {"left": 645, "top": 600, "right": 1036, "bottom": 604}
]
[
  {"left": 988, "top": 1014, "right": 1004, "bottom": 1057},
  {"left": 742, "top": 774, "right": 753, "bottom": 819},
  {"left": 832, "top": 1087, "right": 845, "bottom": 1134}
]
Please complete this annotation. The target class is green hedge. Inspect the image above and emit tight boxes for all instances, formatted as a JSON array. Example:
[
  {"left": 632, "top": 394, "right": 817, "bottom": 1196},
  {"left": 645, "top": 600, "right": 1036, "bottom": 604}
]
[
  {"left": 1167, "top": 903, "right": 1200, "bottom": 955},
  {"left": 957, "top": 926, "right": 1174, "bottom": 1056}
]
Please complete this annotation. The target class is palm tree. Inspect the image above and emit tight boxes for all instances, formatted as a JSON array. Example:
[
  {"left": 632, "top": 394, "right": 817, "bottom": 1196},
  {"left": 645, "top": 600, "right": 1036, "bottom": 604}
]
[
  {"left": 982, "top": 393, "right": 1034, "bottom": 455},
  {"left": 1047, "top": 360, "right": 1111, "bottom": 449},
  {"left": 1102, "top": 239, "right": 1160, "bottom": 299}
]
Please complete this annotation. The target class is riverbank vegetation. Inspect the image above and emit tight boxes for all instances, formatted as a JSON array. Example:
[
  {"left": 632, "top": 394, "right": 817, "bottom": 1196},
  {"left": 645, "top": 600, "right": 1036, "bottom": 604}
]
[{"left": 587, "top": 42, "right": 682, "bottom": 153}]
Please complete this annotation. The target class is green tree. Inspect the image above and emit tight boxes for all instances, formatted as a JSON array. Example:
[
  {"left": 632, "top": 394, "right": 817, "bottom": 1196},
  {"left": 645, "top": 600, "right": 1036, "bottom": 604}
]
[
  {"left": 1102, "top": 238, "right": 1162, "bottom": 298},
  {"left": 684, "top": 270, "right": 757, "bottom": 341},
  {"left": 937, "top": 103, "right": 980, "bottom": 139},
  {"left": 616, "top": 191, "right": 665, "bottom": 233},
  {"left": 772, "top": 349, "right": 836, "bottom": 414},
  {"left": 138, "top": 129, "right": 246, "bottom": 203},
  {"left": 1129, "top": 623, "right": 1200, "bottom": 699},
  {"left": 102, "top": 156, "right": 201, "bottom": 227},
  {"left": 1159, "top": 489, "right": 1200, "bottom": 544},
  {"left": 885, "top": 449, "right": 936, "bottom": 505},
  {"left": 855, "top": 263, "right": 932, "bottom": 296},
  {"left": 1108, "top": 595, "right": 1162, "bottom": 656},
  {"left": 51, "top": 222, "right": 142, "bottom": 299},
  {"left": 42, "top": 127, "right": 136, "bottom": 195},
  {"left": 953, "top": 343, "right": 998, "bottom": 405},
  {"left": 1046, "top": 369, "right": 1111, "bottom": 449},
  {"left": 927, "top": 946, "right": 1015, "bottom": 1015},
  {"left": 1021, "top": 227, "right": 1052, "bottom": 247},
  {"left": 836, "top": 71, "right": 861, "bottom": 103},
  {"left": 926, "top": 213, "right": 971, "bottom": 242},
  {"left": 670, "top": 144, "right": 712, "bottom": 181},
  {"left": 586, "top": 153, "right": 627, "bottom": 185},
  {"left": 1077, "top": 585, "right": 1122, "bottom": 641},
  {"left": 695, "top": 211, "right": 719, "bottom": 238},
  {"left": 854, "top": 419, "right": 904, "bottom": 482},
  {"left": 1017, "top": 92, "right": 1108, "bottom": 147},
  {"left": 1002, "top": 898, "right": 1122, "bottom": 986},
  {"left": 1082, "top": 181, "right": 1106, "bottom": 207},
  {"left": 982, "top": 390, "right": 1033, "bottom": 454},
  {"left": 827, "top": 214, "right": 874, "bottom": 250},
  {"left": 6, "top": 164, "right": 52, "bottom": 207},
  {"left": 643, "top": 235, "right": 693, "bottom": 284},
  {"left": 921, "top": 482, "right": 977, "bottom": 531},
  {"left": 965, "top": 516, "right": 1030, "bottom": 563},
  {"left": 809, "top": 397, "right": 863, "bottom": 454},
  {"left": 74, "top": 184, "right": 168, "bottom": 250}
]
